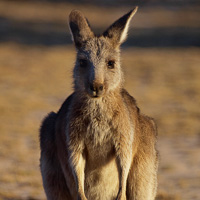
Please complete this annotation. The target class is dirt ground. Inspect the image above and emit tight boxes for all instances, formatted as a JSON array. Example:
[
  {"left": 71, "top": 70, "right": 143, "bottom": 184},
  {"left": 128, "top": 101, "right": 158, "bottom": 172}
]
[
  {"left": 0, "top": 1, "right": 199, "bottom": 200},
  {"left": 158, "top": 135, "right": 200, "bottom": 200}
]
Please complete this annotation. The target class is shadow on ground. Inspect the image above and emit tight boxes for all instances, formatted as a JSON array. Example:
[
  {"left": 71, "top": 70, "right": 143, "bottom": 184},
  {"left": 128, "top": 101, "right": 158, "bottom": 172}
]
[{"left": 0, "top": 16, "right": 200, "bottom": 47}]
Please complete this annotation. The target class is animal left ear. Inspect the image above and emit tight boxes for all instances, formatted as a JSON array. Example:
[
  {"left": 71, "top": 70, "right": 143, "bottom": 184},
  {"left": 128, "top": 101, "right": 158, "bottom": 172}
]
[{"left": 103, "top": 7, "right": 138, "bottom": 47}]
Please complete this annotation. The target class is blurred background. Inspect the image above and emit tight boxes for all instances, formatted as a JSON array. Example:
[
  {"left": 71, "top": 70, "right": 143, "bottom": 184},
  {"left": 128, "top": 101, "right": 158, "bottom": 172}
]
[{"left": 0, "top": 0, "right": 199, "bottom": 199}]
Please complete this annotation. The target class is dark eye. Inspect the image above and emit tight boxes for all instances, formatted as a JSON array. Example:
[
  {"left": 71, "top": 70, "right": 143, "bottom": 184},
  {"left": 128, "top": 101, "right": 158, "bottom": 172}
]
[
  {"left": 79, "top": 59, "right": 87, "bottom": 68},
  {"left": 107, "top": 60, "right": 115, "bottom": 69}
]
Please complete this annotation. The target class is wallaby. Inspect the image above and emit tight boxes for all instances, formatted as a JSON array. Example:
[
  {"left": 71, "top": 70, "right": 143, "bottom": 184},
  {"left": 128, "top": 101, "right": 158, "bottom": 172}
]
[{"left": 40, "top": 7, "right": 158, "bottom": 200}]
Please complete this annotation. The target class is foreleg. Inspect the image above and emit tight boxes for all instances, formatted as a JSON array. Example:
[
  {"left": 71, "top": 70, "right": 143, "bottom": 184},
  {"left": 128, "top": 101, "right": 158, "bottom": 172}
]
[
  {"left": 114, "top": 128, "right": 134, "bottom": 200},
  {"left": 67, "top": 129, "right": 87, "bottom": 200}
]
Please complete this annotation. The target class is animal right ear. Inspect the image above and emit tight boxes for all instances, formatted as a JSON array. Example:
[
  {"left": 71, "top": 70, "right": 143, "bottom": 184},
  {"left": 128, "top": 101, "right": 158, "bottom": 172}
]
[{"left": 69, "top": 10, "right": 94, "bottom": 48}]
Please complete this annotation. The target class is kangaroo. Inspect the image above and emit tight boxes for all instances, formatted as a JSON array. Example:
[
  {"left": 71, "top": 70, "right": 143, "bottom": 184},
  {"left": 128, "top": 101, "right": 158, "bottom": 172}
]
[{"left": 40, "top": 7, "right": 158, "bottom": 200}]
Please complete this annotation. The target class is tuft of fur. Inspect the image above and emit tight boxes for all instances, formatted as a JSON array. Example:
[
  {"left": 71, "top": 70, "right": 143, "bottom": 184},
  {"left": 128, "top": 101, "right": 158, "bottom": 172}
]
[{"left": 40, "top": 7, "right": 158, "bottom": 200}]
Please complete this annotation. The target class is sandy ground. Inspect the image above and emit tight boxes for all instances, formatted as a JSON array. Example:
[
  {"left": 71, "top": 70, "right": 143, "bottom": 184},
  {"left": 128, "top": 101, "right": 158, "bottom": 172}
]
[
  {"left": 158, "top": 135, "right": 200, "bottom": 200},
  {"left": 0, "top": 44, "right": 199, "bottom": 200}
]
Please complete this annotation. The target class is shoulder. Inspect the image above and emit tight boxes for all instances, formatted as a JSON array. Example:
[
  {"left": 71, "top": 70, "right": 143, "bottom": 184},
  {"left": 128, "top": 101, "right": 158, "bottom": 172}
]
[
  {"left": 121, "top": 88, "right": 139, "bottom": 113},
  {"left": 121, "top": 89, "right": 137, "bottom": 105},
  {"left": 40, "top": 112, "right": 57, "bottom": 150},
  {"left": 57, "top": 92, "right": 75, "bottom": 116}
]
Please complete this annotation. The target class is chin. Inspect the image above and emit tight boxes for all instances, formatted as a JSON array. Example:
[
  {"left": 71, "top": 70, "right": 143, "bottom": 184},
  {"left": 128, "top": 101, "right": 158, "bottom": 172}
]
[
  {"left": 88, "top": 94, "right": 102, "bottom": 99},
  {"left": 86, "top": 91, "right": 103, "bottom": 99}
]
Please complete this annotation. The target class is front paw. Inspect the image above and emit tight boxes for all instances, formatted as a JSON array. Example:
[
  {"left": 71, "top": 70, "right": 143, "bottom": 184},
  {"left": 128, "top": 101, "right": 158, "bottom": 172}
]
[
  {"left": 77, "top": 194, "right": 87, "bottom": 200},
  {"left": 116, "top": 188, "right": 126, "bottom": 200}
]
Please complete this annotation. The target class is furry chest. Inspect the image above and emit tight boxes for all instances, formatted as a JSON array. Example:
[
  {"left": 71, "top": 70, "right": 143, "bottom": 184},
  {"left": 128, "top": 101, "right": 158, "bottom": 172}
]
[{"left": 85, "top": 115, "right": 113, "bottom": 146}]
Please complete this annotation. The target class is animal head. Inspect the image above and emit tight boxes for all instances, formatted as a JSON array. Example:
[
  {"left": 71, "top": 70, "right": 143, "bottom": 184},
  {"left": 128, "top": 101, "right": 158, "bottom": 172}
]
[{"left": 69, "top": 8, "right": 138, "bottom": 98}]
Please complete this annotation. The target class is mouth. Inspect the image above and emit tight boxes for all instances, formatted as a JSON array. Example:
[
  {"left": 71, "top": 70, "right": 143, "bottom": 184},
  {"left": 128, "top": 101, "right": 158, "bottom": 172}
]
[
  {"left": 90, "top": 92, "right": 101, "bottom": 98},
  {"left": 92, "top": 95, "right": 99, "bottom": 98},
  {"left": 86, "top": 90, "right": 102, "bottom": 98}
]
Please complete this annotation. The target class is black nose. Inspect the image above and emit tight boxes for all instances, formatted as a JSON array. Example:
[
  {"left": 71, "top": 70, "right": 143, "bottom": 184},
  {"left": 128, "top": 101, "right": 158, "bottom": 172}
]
[{"left": 90, "top": 83, "right": 104, "bottom": 92}]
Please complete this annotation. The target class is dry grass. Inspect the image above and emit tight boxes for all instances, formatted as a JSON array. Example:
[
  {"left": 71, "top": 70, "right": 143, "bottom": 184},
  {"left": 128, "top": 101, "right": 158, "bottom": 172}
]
[
  {"left": 123, "top": 48, "right": 200, "bottom": 136},
  {"left": 0, "top": 44, "right": 73, "bottom": 199},
  {"left": 0, "top": 1, "right": 200, "bottom": 200},
  {"left": 1, "top": 43, "right": 199, "bottom": 200}
]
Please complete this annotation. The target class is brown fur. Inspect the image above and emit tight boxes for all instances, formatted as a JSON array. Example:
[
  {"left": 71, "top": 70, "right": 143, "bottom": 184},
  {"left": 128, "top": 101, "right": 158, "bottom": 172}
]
[{"left": 40, "top": 7, "right": 158, "bottom": 200}]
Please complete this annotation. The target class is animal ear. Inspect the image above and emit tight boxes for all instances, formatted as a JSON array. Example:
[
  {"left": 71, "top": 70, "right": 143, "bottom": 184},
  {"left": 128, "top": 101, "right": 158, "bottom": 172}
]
[
  {"left": 69, "top": 10, "right": 94, "bottom": 48},
  {"left": 103, "top": 7, "right": 138, "bottom": 47}
]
